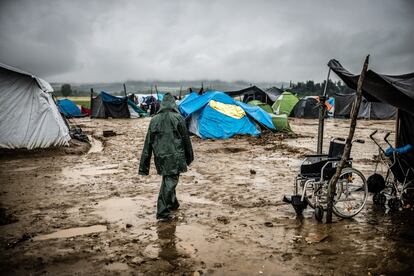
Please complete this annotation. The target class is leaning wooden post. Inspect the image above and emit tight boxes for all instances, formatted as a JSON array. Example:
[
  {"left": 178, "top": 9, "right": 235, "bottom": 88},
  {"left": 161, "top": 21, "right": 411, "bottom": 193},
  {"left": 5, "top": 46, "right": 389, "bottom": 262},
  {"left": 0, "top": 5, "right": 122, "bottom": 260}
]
[{"left": 326, "top": 55, "right": 370, "bottom": 223}]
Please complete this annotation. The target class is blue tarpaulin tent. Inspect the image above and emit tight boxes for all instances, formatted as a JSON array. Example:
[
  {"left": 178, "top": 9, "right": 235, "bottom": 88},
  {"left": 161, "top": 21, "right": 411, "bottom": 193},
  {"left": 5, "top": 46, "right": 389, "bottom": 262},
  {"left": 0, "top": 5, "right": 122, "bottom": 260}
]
[
  {"left": 179, "top": 91, "right": 275, "bottom": 139},
  {"left": 57, "top": 99, "right": 84, "bottom": 118}
]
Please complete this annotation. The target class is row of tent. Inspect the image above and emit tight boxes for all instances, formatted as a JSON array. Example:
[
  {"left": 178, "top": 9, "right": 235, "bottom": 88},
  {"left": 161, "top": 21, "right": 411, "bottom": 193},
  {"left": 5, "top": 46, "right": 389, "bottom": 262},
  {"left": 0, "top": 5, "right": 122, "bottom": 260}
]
[
  {"left": 226, "top": 86, "right": 396, "bottom": 120},
  {"left": 0, "top": 59, "right": 410, "bottom": 149},
  {"left": 56, "top": 92, "right": 148, "bottom": 119}
]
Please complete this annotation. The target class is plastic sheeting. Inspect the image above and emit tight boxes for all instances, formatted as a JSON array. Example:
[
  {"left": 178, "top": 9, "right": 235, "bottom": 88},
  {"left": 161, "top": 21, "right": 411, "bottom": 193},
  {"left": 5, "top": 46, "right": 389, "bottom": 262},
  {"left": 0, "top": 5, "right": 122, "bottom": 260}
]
[
  {"left": 292, "top": 97, "right": 319, "bottom": 118},
  {"left": 235, "top": 101, "right": 275, "bottom": 130},
  {"left": 0, "top": 64, "right": 70, "bottom": 149},
  {"left": 91, "top": 92, "right": 130, "bottom": 118},
  {"left": 179, "top": 91, "right": 275, "bottom": 139},
  {"left": 57, "top": 99, "right": 84, "bottom": 117}
]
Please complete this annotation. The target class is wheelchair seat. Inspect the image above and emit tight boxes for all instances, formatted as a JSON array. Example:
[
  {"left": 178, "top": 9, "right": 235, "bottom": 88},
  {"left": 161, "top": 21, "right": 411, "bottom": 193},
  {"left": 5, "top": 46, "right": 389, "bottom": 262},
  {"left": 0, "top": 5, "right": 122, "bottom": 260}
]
[
  {"left": 298, "top": 139, "right": 349, "bottom": 180},
  {"left": 300, "top": 158, "right": 337, "bottom": 180}
]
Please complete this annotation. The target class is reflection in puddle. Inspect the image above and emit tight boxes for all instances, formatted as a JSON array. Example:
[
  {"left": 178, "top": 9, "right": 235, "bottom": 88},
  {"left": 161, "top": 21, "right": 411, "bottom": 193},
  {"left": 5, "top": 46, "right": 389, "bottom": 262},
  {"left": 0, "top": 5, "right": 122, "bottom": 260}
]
[
  {"left": 179, "top": 194, "right": 219, "bottom": 205},
  {"left": 33, "top": 225, "right": 107, "bottom": 241},
  {"left": 157, "top": 222, "right": 179, "bottom": 262},
  {"left": 105, "top": 262, "right": 129, "bottom": 271},
  {"left": 11, "top": 166, "right": 40, "bottom": 172},
  {"left": 61, "top": 164, "right": 120, "bottom": 178},
  {"left": 93, "top": 196, "right": 153, "bottom": 228}
]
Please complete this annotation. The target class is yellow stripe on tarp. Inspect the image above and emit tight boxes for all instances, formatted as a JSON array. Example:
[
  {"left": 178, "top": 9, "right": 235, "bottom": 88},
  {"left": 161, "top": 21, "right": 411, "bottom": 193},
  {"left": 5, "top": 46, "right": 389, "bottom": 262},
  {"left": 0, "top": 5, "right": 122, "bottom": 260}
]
[{"left": 209, "top": 100, "right": 245, "bottom": 119}]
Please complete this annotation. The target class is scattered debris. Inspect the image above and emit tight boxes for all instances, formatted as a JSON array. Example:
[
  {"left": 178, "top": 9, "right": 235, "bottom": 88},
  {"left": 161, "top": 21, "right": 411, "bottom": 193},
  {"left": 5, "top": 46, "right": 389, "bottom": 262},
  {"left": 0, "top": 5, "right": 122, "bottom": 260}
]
[
  {"left": 126, "top": 223, "right": 133, "bottom": 228},
  {"left": 103, "top": 130, "right": 116, "bottom": 137},
  {"left": 7, "top": 233, "right": 32, "bottom": 248},
  {"left": 250, "top": 169, "right": 256, "bottom": 175},
  {"left": 264, "top": 222, "right": 273, "bottom": 227},
  {"left": 0, "top": 207, "right": 18, "bottom": 225},
  {"left": 130, "top": 256, "right": 145, "bottom": 265},
  {"left": 305, "top": 233, "right": 329, "bottom": 244},
  {"left": 216, "top": 216, "right": 230, "bottom": 224}
]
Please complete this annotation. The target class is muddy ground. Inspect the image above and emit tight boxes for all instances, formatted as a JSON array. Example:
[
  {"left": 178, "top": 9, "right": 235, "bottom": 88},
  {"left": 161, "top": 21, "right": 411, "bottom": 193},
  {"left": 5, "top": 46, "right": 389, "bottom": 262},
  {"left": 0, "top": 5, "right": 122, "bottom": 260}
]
[{"left": 1, "top": 118, "right": 413, "bottom": 275}]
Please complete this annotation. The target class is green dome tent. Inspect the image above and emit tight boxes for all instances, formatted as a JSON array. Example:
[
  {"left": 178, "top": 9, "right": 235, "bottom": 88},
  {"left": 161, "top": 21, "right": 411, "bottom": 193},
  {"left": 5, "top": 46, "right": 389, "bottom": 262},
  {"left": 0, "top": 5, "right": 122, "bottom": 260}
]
[
  {"left": 270, "top": 114, "right": 292, "bottom": 132},
  {"left": 247, "top": 100, "right": 273, "bottom": 114},
  {"left": 271, "top": 91, "right": 299, "bottom": 116}
]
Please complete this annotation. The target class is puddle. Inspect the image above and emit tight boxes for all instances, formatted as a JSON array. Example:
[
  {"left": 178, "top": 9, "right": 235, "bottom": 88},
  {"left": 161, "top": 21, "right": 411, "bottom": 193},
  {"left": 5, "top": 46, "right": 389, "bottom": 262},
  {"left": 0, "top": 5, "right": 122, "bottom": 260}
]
[
  {"left": 93, "top": 196, "right": 153, "bottom": 228},
  {"left": 179, "top": 194, "right": 219, "bottom": 205},
  {"left": 105, "top": 262, "right": 129, "bottom": 271},
  {"left": 87, "top": 137, "right": 103, "bottom": 154},
  {"left": 61, "top": 164, "right": 120, "bottom": 178},
  {"left": 11, "top": 166, "right": 40, "bottom": 172},
  {"left": 33, "top": 225, "right": 107, "bottom": 241}
]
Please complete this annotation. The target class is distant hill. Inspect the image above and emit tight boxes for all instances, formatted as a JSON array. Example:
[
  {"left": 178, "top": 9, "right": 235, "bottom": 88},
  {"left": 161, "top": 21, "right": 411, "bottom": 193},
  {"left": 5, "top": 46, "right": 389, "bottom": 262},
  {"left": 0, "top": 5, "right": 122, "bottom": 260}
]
[{"left": 50, "top": 80, "right": 289, "bottom": 96}]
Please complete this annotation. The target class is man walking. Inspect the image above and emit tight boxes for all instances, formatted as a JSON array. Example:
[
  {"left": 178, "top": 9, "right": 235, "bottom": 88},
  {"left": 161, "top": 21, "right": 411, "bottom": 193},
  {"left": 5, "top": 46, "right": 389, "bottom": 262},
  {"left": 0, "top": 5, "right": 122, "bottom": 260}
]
[{"left": 139, "top": 93, "right": 194, "bottom": 221}]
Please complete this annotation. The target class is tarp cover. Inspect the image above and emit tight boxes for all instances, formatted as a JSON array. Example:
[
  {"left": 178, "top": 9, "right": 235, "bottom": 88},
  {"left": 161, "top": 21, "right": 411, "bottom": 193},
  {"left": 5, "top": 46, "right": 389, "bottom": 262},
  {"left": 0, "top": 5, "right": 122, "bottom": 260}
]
[
  {"left": 0, "top": 63, "right": 70, "bottom": 149},
  {"left": 91, "top": 91, "right": 130, "bottom": 118},
  {"left": 328, "top": 59, "right": 414, "bottom": 167},
  {"left": 328, "top": 59, "right": 414, "bottom": 116},
  {"left": 225, "top": 85, "right": 280, "bottom": 104},
  {"left": 179, "top": 91, "right": 275, "bottom": 139},
  {"left": 57, "top": 98, "right": 85, "bottom": 118},
  {"left": 293, "top": 97, "right": 319, "bottom": 118},
  {"left": 357, "top": 99, "right": 396, "bottom": 120},
  {"left": 334, "top": 93, "right": 355, "bottom": 118}
]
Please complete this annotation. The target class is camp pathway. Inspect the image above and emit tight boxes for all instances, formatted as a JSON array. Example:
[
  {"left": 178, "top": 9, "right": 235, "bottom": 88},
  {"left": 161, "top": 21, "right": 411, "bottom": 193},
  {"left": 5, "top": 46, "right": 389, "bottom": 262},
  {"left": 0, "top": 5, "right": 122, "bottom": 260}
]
[{"left": 1, "top": 117, "right": 413, "bottom": 275}]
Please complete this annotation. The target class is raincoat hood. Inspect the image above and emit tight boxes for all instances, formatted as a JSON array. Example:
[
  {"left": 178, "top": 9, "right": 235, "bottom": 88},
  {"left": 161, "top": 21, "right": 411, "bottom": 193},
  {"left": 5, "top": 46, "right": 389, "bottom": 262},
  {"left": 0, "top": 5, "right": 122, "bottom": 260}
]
[{"left": 158, "top": 93, "right": 179, "bottom": 113}]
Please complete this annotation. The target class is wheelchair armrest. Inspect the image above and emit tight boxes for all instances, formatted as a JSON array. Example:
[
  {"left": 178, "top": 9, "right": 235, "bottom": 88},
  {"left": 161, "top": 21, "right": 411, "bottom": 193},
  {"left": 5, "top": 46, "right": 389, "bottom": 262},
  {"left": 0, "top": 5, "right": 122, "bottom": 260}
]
[{"left": 324, "top": 157, "right": 353, "bottom": 162}]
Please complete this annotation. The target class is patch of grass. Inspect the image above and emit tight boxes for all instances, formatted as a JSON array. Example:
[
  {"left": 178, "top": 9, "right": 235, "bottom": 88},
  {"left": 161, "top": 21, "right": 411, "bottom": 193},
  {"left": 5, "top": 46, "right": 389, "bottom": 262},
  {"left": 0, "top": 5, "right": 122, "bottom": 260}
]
[{"left": 57, "top": 96, "right": 91, "bottom": 108}]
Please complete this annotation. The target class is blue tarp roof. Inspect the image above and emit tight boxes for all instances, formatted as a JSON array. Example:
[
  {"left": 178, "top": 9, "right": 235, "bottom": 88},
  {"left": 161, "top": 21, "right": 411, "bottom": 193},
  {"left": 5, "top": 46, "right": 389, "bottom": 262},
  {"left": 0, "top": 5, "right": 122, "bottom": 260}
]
[
  {"left": 101, "top": 91, "right": 126, "bottom": 104},
  {"left": 178, "top": 91, "right": 275, "bottom": 139},
  {"left": 235, "top": 101, "right": 275, "bottom": 130},
  {"left": 57, "top": 99, "right": 84, "bottom": 117}
]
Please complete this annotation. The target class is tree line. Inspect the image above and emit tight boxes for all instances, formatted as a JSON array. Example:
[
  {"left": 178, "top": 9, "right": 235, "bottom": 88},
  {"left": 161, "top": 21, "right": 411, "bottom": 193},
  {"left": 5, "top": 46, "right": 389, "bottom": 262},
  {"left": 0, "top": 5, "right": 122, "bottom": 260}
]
[
  {"left": 289, "top": 79, "right": 354, "bottom": 97},
  {"left": 56, "top": 79, "right": 355, "bottom": 97}
]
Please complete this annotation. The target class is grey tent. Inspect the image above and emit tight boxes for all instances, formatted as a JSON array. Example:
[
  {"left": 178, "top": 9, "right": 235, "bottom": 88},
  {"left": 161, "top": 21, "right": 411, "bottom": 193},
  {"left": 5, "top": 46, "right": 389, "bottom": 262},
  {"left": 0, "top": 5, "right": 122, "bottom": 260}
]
[
  {"left": 334, "top": 92, "right": 396, "bottom": 119},
  {"left": 91, "top": 91, "right": 130, "bottom": 118},
  {"left": 0, "top": 62, "right": 70, "bottom": 149},
  {"left": 225, "top": 85, "right": 281, "bottom": 105},
  {"left": 293, "top": 97, "right": 319, "bottom": 118},
  {"left": 357, "top": 98, "right": 396, "bottom": 120},
  {"left": 328, "top": 59, "right": 414, "bottom": 167},
  {"left": 334, "top": 93, "right": 355, "bottom": 118}
]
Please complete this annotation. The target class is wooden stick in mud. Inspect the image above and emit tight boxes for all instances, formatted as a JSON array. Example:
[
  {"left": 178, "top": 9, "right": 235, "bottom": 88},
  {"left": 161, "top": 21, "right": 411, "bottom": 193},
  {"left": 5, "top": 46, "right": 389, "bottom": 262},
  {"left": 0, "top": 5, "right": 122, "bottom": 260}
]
[{"left": 326, "top": 55, "right": 370, "bottom": 223}]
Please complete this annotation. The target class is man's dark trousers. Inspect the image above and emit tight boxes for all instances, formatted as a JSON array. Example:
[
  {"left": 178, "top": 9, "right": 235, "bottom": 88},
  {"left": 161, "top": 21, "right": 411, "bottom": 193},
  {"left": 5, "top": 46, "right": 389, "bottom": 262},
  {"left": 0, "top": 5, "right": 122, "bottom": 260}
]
[{"left": 157, "top": 174, "right": 180, "bottom": 219}]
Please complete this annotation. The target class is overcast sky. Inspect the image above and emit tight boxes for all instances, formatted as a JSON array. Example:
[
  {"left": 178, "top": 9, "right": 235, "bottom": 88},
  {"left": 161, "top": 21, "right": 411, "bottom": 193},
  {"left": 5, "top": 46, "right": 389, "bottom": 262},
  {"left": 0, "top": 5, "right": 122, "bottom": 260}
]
[{"left": 0, "top": 0, "right": 413, "bottom": 83}]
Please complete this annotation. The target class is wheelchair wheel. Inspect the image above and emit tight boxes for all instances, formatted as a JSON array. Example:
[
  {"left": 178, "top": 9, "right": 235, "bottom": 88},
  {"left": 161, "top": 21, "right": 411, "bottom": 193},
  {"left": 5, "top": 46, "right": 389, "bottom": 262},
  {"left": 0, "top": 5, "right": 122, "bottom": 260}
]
[{"left": 333, "top": 168, "right": 368, "bottom": 218}]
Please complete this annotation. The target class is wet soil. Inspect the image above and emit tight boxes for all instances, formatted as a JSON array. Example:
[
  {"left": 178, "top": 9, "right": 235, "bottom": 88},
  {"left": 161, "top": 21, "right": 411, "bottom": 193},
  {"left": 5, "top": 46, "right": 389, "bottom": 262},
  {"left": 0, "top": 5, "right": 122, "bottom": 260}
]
[{"left": 1, "top": 117, "right": 413, "bottom": 275}]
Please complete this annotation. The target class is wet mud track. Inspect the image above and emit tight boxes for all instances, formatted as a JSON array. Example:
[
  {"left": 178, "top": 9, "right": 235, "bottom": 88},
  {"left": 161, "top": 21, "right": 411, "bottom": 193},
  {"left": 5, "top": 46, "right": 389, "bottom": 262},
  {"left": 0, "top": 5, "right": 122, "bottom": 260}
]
[{"left": 0, "top": 118, "right": 413, "bottom": 275}]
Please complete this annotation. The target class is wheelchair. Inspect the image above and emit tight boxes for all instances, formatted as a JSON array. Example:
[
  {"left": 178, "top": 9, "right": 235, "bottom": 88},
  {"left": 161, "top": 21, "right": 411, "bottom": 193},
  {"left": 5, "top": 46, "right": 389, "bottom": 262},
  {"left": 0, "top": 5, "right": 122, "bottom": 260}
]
[
  {"left": 369, "top": 130, "right": 414, "bottom": 210},
  {"left": 285, "top": 138, "right": 368, "bottom": 221}
]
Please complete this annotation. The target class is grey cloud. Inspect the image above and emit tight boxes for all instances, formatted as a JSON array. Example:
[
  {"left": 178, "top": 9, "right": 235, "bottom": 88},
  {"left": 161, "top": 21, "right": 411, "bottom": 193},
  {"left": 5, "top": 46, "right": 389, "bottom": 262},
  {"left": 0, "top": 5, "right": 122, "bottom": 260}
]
[{"left": 0, "top": 0, "right": 413, "bottom": 83}]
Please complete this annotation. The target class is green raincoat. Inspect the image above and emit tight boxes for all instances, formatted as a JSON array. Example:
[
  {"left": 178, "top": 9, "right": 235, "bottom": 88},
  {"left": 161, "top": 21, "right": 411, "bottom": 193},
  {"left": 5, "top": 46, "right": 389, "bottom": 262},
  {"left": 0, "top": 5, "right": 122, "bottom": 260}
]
[
  {"left": 139, "top": 94, "right": 194, "bottom": 176},
  {"left": 139, "top": 94, "right": 193, "bottom": 219}
]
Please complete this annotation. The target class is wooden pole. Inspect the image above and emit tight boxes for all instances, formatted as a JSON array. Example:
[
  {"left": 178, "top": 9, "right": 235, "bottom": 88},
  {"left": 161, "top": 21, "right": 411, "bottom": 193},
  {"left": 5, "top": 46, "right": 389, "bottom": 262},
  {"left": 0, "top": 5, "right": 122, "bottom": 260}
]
[
  {"left": 123, "top": 83, "right": 127, "bottom": 97},
  {"left": 326, "top": 55, "right": 370, "bottom": 223},
  {"left": 90, "top": 88, "right": 94, "bottom": 116},
  {"left": 395, "top": 108, "right": 400, "bottom": 147},
  {"left": 317, "top": 68, "right": 331, "bottom": 154}
]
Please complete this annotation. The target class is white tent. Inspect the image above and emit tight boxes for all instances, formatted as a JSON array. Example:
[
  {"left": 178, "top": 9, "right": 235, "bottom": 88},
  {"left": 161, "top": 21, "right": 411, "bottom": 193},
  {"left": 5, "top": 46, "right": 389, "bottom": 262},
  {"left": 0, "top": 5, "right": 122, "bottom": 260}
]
[{"left": 0, "top": 63, "right": 70, "bottom": 149}]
